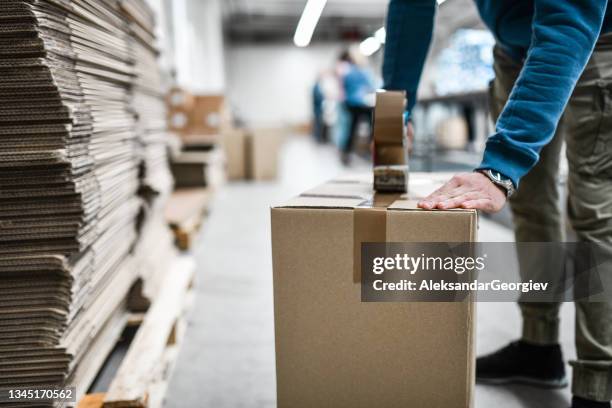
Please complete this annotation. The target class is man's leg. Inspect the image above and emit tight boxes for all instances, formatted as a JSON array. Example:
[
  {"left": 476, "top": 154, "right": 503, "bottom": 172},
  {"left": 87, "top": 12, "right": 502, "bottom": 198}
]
[
  {"left": 341, "top": 105, "right": 360, "bottom": 164},
  {"left": 564, "top": 35, "right": 612, "bottom": 403},
  {"left": 476, "top": 46, "right": 567, "bottom": 387},
  {"left": 488, "top": 46, "right": 565, "bottom": 344}
]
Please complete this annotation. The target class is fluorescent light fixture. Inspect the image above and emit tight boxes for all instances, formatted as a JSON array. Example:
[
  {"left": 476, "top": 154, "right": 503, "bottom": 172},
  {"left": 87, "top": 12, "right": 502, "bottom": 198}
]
[
  {"left": 293, "top": 0, "right": 328, "bottom": 47},
  {"left": 374, "top": 27, "right": 386, "bottom": 44},
  {"left": 437, "top": 0, "right": 447, "bottom": 4},
  {"left": 359, "top": 37, "right": 381, "bottom": 57}
]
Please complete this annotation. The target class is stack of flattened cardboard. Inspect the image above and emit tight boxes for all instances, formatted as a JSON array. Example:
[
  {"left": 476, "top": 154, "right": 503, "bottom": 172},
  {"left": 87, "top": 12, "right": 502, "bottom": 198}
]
[
  {"left": 0, "top": 0, "right": 173, "bottom": 399},
  {"left": 120, "top": 0, "right": 177, "bottom": 304},
  {"left": 121, "top": 0, "right": 173, "bottom": 201}
]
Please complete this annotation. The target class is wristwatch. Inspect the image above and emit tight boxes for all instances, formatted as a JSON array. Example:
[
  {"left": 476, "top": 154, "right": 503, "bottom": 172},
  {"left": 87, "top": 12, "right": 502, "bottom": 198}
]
[{"left": 477, "top": 169, "right": 516, "bottom": 198}]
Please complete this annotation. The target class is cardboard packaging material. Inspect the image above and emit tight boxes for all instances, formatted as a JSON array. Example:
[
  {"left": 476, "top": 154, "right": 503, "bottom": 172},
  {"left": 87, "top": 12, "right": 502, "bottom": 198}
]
[
  {"left": 223, "top": 128, "right": 247, "bottom": 180},
  {"left": 0, "top": 0, "right": 176, "bottom": 396},
  {"left": 271, "top": 173, "right": 477, "bottom": 408},
  {"left": 166, "top": 88, "right": 195, "bottom": 134},
  {"left": 168, "top": 108, "right": 191, "bottom": 134},
  {"left": 246, "top": 128, "right": 286, "bottom": 181},
  {"left": 166, "top": 87, "right": 195, "bottom": 111},
  {"left": 189, "top": 95, "right": 230, "bottom": 135},
  {"left": 166, "top": 93, "right": 231, "bottom": 137},
  {"left": 181, "top": 134, "right": 220, "bottom": 148},
  {"left": 170, "top": 149, "right": 226, "bottom": 189}
]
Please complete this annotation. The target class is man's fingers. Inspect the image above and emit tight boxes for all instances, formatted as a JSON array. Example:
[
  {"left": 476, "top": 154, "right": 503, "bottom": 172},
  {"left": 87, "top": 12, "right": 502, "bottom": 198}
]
[
  {"left": 419, "top": 184, "right": 469, "bottom": 210},
  {"left": 423, "top": 184, "right": 468, "bottom": 203},
  {"left": 436, "top": 192, "right": 483, "bottom": 209},
  {"left": 461, "top": 199, "right": 495, "bottom": 211},
  {"left": 419, "top": 173, "right": 507, "bottom": 213},
  {"left": 418, "top": 199, "right": 435, "bottom": 210}
]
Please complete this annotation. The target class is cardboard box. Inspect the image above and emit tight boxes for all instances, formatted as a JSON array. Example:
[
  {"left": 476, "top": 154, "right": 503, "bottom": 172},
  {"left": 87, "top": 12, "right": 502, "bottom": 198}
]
[
  {"left": 170, "top": 149, "right": 226, "bottom": 189},
  {"left": 166, "top": 92, "right": 231, "bottom": 137},
  {"left": 166, "top": 87, "right": 195, "bottom": 111},
  {"left": 166, "top": 87, "right": 195, "bottom": 134},
  {"left": 246, "top": 128, "right": 285, "bottom": 181},
  {"left": 180, "top": 134, "right": 219, "bottom": 148},
  {"left": 271, "top": 173, "right": 476, "bottom": 408},
  {"left": 189, "top": 95, "right": 229, "bottom": 135},
  {"left": 168, "top": 108, "right": 191, "bottom": 134},
  {"left": 222, "top": 128, "right": 247, "bottom": 180}
]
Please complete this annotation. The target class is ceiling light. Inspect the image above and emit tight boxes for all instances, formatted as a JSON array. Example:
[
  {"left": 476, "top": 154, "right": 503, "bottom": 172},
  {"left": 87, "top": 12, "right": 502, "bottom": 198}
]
[
  {"left": 293, "top": 0, "right": 328, "bottom": 47},
  {"left": 359, "top": 37, "right": 381, "bottom": 57},
  {"left": 375, "top": 27, "right": 386, "bottom": 44},
  {"left": 437, "top": 0, "right": 447, "bottom": 4}
]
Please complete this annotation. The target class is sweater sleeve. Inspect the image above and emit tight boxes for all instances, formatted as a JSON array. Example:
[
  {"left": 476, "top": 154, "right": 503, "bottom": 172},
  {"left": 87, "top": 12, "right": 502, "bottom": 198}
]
[
  {"left": 382, "top": 0, "right": 437, "bottom": 116},
  {"left": 477, "top": 0, "right": 607, "bottom": 187}
]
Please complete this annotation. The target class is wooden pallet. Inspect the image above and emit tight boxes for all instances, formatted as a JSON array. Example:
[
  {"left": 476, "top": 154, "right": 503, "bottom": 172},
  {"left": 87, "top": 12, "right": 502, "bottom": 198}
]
[
  {"left": 78, "top": 257, "right": 195, "bottom": 408},
  {"left": 165, "top": 188, "right": 211, "bottom": 251}
]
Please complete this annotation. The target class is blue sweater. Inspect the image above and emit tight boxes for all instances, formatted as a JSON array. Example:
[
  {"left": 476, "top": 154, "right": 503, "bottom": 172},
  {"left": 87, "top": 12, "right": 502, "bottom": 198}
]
[
  {"left": 383, "top": 0, "right": 610, "bottom": 186},
  {"left": 344, "top": 64, "right": 377, "bottom": 107}
]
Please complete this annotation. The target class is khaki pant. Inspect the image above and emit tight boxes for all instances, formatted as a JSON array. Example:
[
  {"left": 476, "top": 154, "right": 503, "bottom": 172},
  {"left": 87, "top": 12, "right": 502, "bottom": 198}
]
[{"left": 489, "top": 38, "right": 612, "bottom": 401}]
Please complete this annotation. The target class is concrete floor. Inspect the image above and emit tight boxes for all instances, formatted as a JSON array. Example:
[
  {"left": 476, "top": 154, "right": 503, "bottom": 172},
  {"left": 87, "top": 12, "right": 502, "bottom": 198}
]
[{"left": 165, "top": 136, "right": 575, "bottom": 408}]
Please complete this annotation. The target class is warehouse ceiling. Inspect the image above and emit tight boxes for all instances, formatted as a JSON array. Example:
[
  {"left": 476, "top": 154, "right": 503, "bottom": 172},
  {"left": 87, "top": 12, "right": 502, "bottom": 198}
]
[
  {"left": 222, "top": 0, "right": 389, "bottom": 42},
  {"left": 222, "top": 0, "right": 484, "bottom": 44}
]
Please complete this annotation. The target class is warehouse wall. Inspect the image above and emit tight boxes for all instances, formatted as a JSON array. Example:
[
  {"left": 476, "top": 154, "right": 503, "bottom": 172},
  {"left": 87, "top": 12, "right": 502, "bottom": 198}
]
[
  {"left": 171, "top": 0, "right": 226, "bottom": 93},
  {"left": 225, "top": 43, "right": 343, "bottom": 127}
]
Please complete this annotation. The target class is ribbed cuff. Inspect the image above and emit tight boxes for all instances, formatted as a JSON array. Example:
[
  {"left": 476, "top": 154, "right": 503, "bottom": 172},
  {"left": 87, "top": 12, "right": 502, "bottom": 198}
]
[
  {"left": 476, "top": 138, "right": 539, "bottom": 188},
  {"left": 571, "top": 360, "right": 612, "bottom": 402}
]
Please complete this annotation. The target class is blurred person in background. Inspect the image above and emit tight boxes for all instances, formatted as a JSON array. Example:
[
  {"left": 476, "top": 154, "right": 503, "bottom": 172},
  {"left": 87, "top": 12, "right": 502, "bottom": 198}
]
[
  {"left": 312, "top": 73, "right": 326, "bottom": 143},
  {"left": 311, "top": 70, "right": 340, "bottom": 144},
  {"left": 338, "top": 49, "right": 377, "bottom": 165},
  {"left": 382, "top": 1, "right": 612, "bottom": 407}
]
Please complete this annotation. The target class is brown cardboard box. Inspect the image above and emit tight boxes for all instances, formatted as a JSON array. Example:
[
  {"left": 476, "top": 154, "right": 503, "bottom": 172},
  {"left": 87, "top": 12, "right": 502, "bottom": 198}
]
[
  {"left": 180, "top": 134, "right": 220, "bottom": 151},
  {"left": 166, "top": 92, "right": 231, "bottom": 137},
  {"left": 223, "top": 128, "right": 247, "bottom": 180},
  {"left": 246, "top": 127, "right": 285, "bottom": 181},
  {"left": 170, "top": 148, "right": 226, "bottom": 189},
  {"left": 271, "top": 173, "right": 476, "bottom": 408},
  {"left": 166, "top": 87, "right": 195, "bottom": 111},
  {"left": 168, "top": 108, "right": 191, "bottom": 134},
  {"left": 166, "top": 87, "right": 195, "bottom": 134},
  {"left": 189, "top": 95, "right": 228, "bottom": 135},
  {"left": 177, "top": 131, "right": 245, "bottom": 180}
]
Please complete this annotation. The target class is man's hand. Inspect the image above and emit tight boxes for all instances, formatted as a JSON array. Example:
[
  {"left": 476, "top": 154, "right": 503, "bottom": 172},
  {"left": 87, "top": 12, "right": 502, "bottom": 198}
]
[{"left": 417, "top": 172, "right": 507, "bottom": 213}]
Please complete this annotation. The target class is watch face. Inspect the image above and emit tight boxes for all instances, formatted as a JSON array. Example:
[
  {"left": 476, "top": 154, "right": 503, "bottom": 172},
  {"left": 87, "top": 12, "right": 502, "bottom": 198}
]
[{"left": 490, "top": 171, "right": 502, "bottom": 182}]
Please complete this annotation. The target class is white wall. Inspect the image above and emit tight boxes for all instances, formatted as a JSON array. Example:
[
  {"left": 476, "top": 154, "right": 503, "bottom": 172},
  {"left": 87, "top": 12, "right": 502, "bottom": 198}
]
[
  {"left": 224, "top": 43, "right": 344, "bottom": 127},
  {"left": 171, "top": 0, "right": 226, "bottom": 93}
]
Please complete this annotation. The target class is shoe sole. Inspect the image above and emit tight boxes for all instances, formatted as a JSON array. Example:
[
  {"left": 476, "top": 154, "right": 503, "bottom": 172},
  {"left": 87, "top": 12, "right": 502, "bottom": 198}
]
[{"left": 477, "top": 375, "right": 568, "bottom": 389}]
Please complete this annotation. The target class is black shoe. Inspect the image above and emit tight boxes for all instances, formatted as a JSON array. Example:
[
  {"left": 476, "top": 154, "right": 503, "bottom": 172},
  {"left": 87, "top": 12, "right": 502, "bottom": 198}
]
[
  {"left": 476, "top": 340, "right": 568, "bottom": 388},
  {"left": 340, "top": 152, "right": 351, "bottom": 166},
  {"left": 572, "top": 396, "right": 611, "bottom": 408}
]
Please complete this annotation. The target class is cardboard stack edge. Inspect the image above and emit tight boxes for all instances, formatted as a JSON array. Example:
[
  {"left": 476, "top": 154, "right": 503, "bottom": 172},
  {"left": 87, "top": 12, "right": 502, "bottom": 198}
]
[
  {"left": 0, "top": 0, "right": 178, "bottom": 404},
  {"left": 271, "top": 173, "right": 477, "bottom": 408}
]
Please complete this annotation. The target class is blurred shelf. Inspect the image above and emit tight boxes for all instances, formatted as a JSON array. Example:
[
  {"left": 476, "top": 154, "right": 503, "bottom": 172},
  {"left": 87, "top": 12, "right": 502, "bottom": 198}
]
[{"left": 418, "top": 89, "right": 488, "bottom": 107}]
